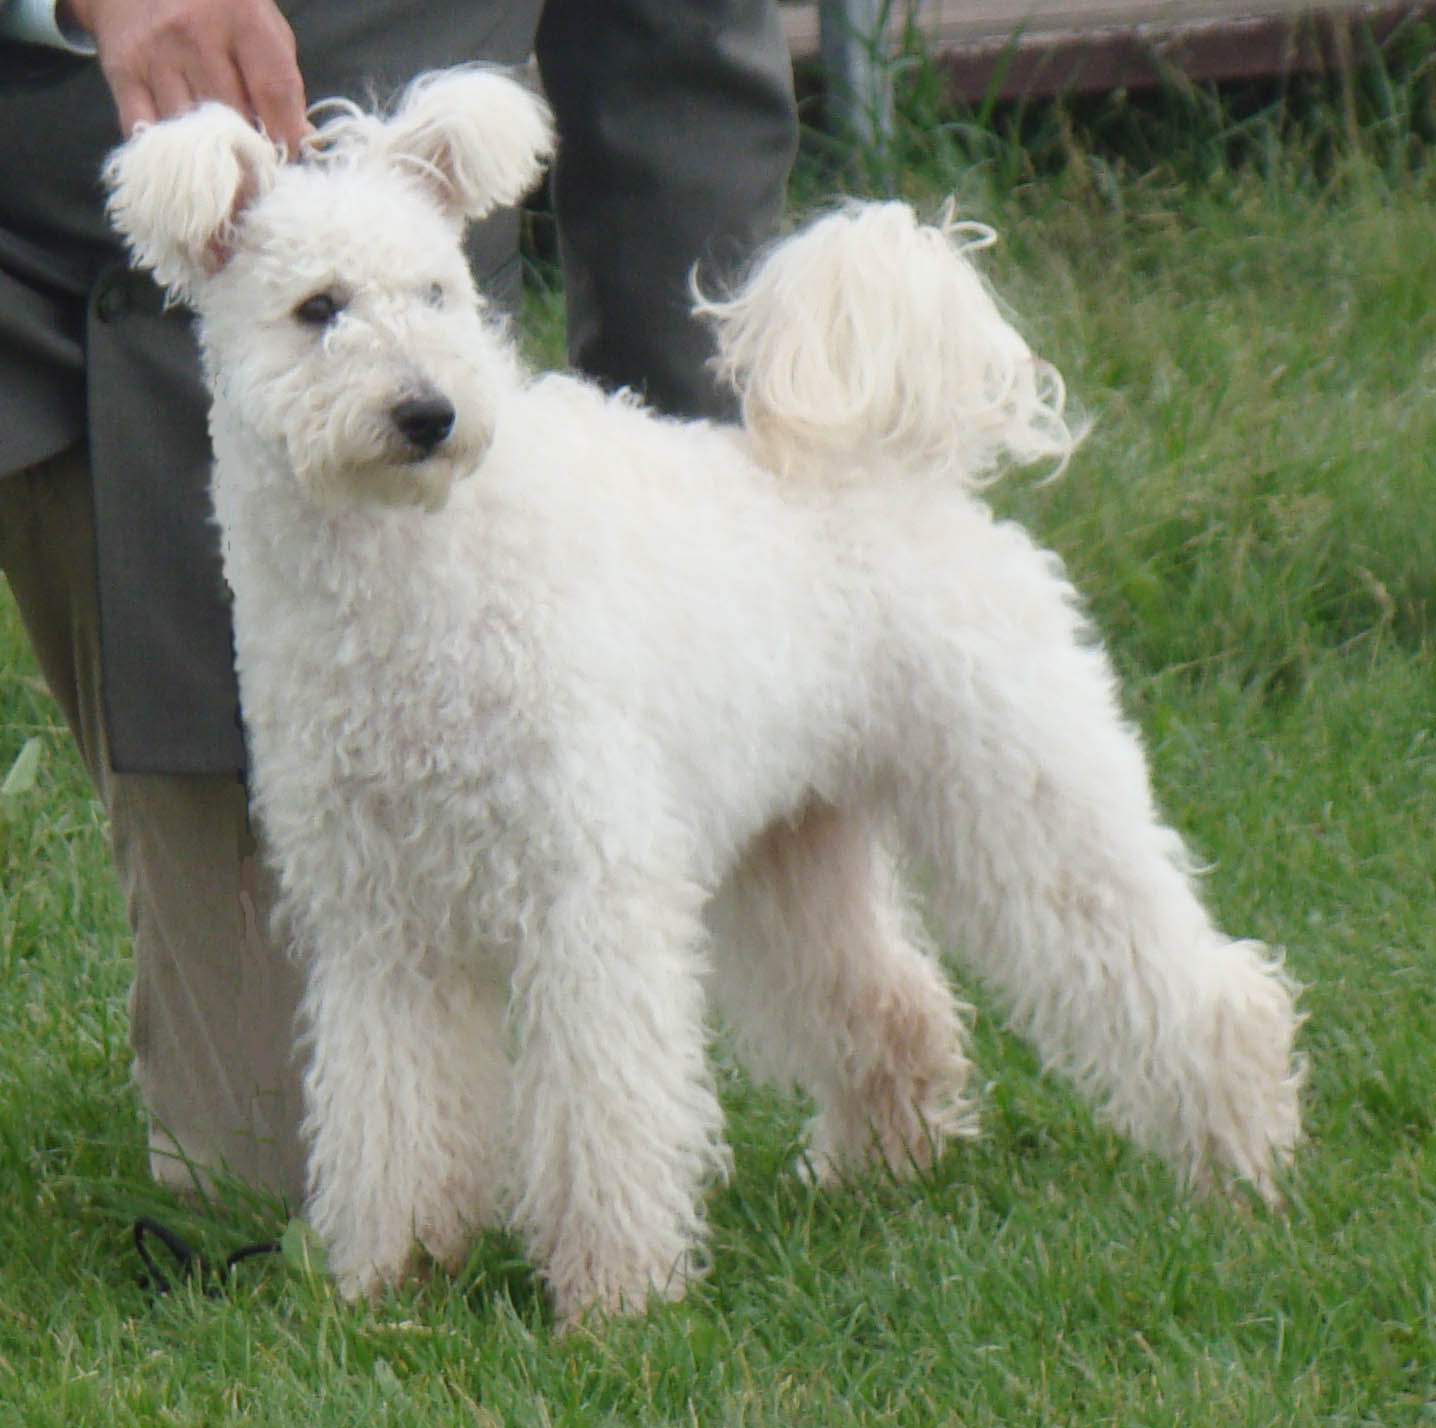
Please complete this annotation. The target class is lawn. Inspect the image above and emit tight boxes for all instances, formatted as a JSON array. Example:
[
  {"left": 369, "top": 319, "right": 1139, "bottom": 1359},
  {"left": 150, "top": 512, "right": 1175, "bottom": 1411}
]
[{"left": 2, "top": 57, "right": 1434, "bottom": 1428}]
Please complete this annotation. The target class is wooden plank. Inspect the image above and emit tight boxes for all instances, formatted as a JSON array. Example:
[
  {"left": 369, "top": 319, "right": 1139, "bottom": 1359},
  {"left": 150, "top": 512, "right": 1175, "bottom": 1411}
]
[
  {"left": 784, "top": 1, "right": 1436, "bottom": 97},
  {"left": 787, "top": 0, "right": 1342, "bottom": 51}
]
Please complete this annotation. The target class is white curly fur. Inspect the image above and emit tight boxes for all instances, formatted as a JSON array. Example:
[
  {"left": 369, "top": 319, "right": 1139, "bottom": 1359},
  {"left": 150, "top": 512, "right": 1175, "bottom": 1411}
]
[
  {"left": 696, "top": 201, "right": 1076, "bottom": 484},
  {"left": 104, "top": 67, "right": 1302, "bottom": 1324}
]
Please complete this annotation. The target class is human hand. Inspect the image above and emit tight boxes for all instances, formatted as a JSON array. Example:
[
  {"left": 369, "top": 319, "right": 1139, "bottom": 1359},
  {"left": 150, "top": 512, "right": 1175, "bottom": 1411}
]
[{"left": 62, "top": 0, "right": 309, "bottom": 151}]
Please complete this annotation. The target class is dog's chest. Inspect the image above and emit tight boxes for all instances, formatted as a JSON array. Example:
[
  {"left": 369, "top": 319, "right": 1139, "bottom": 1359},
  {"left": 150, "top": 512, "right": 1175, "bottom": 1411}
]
[
  {"left": 239, "top": 572, "right": 567, "bottom": 961},
  {"left": 246, "top": 591, "right": 540, "bottom": 777},
  {"left": 231, "top": 510, "right": 560, "bottom": 800}
]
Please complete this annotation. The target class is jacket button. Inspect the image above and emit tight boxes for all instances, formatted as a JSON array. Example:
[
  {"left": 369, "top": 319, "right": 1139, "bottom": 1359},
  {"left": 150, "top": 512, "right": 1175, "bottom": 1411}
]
[{"left": 96, "top": 282, "right": 130, "bottom": 322}]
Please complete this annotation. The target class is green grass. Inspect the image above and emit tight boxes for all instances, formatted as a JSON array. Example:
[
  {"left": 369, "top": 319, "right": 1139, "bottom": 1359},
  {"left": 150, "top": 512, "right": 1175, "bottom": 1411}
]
[{"left": 4, "top": 67, "right": 1436, "bottom": 1426}]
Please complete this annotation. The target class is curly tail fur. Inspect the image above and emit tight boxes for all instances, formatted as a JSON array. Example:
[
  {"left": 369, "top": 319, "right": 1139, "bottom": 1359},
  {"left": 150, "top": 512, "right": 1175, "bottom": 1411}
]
[{"left": 697, "top": 200, "right": 1079, "bottom": 485}]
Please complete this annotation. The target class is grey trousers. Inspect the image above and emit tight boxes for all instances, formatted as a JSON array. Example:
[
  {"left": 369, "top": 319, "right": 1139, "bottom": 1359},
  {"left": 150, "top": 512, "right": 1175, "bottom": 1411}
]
[
  {"left": 0, "top": 449, "right": 307, "bottom": 1199},
  {"left": 0, "top": 1, "right": 796, "bottom": 1205}
]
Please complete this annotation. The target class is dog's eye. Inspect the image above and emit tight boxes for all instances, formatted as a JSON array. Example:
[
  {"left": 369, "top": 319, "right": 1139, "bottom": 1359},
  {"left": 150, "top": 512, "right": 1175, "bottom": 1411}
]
[
  {"left": 294, "top": 292, "right": 344, "bottom": 327},
  {"left": 425, "top": 282, "right": 446, "bottom": 309}
]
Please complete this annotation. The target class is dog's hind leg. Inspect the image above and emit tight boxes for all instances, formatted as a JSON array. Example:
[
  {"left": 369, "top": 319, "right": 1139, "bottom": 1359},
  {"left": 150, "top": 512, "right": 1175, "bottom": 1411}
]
[
  {"left": 709, "top": 801, "right": 979, "bottom": 1183},
  {"left": 883, "top": 545, "right": 1302, "bottom": 1202},
  {"left": 301, "top": 949, "right": 511, "bottom": 1298}
]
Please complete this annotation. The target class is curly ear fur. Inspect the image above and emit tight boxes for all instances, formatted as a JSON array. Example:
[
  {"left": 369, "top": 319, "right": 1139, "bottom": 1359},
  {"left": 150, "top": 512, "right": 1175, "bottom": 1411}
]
[
  {"left": 103, "top": 103, "right": 280, "bottom": 301},
  {"left": 378, "top": 66, "right": 555, "bottom": 222},
  {"left": 102, "top": 70, "right": 552, "bottom": 296}
]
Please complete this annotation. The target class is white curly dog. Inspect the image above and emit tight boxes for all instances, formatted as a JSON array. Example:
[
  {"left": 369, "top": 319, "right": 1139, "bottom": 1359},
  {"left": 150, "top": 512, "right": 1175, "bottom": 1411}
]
[{"left": 104, "top": 67, "right": 1301, "bottom": 1323}]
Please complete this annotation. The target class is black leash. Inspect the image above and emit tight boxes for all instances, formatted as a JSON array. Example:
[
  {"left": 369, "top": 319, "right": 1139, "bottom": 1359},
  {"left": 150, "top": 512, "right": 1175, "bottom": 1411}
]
[{"left": 132, "top": 1216, "right": 282, "bottom": 1297}]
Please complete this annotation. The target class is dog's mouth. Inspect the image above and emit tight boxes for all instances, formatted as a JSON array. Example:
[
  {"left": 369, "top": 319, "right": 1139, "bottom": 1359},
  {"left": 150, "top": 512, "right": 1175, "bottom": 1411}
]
[
  {"left": 353, "top": 457, "right": 465, "bottom": 512},
  {"left": 296, "top": 441, "right": 479, "bottom": 515}
]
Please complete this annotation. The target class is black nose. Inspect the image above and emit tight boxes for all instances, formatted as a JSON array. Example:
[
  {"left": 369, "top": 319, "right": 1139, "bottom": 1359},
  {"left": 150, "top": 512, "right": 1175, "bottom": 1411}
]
[{"left": 392, "top": 394, "right": 456, "bottom": 455}]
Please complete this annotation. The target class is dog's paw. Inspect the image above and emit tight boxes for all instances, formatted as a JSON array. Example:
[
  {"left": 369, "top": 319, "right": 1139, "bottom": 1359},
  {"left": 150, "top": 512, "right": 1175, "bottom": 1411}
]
[
  {"left": 333, "top": 1259, "right": 393, "bottom": 1304},
  {"left": 327, "top": 1235, "right": 425, "bottom": 1303},
  {"left": 800, "top": 1065, "right": 982, "bottom": 1187},
  {"left": 543, "top": 1237, "right": 706, "bottom": 1326}
]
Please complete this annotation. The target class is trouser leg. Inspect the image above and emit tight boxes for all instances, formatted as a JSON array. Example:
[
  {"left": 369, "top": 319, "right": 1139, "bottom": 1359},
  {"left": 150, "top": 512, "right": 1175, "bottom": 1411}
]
[
  {"left": 117, "top": 778, "right": 305, "bottom": 1204},
  {"left": 536, "top": 0, "right": 798, "bottom": 419},
  {"left": 0, "top": 450, "right": 306, "bottom": 1203},
  {"left": 0, "top": 450, "right": 111, "bottom": 797}
]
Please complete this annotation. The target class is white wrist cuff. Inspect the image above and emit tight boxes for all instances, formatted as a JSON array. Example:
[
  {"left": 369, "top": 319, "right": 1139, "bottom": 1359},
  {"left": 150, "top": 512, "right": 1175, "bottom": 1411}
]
[{"left": 1, "top": 0, "right": 97, "bottom": 55}]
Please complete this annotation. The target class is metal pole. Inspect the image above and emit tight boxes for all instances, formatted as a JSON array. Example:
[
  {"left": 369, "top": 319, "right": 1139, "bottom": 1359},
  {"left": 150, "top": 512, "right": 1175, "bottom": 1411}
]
[{"left": 818, "top": 0, "right": 895, "bottom": 146}]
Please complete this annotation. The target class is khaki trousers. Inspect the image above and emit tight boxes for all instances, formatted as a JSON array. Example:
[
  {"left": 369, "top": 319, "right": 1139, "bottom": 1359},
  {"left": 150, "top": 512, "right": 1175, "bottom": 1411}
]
[{"left": 0, "top": 448, "right": 307, "bottom": 1203}]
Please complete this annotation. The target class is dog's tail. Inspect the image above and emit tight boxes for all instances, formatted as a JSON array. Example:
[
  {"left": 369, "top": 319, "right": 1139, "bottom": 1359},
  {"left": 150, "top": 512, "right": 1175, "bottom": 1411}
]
[{"left": 696, "top": 200, "right": 1079, "bottom": 485}]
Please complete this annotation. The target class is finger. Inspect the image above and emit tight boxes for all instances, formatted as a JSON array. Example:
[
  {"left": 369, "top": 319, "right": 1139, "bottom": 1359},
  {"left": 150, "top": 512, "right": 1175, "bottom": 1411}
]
[
  {"left": 109, "top": 74, "right": 158, "bottom": 135},
  {"left": 245, "top": 67, "right": 310, "bottom": 155},
  {"left": 232, "top": 16, "right": 307, "bottom": 154},
  {"left": 180, "top": 50, "right": 249, "bottom": 116},
  {"left": 147, "top": 65, "right": 194, "bottom": 123}
]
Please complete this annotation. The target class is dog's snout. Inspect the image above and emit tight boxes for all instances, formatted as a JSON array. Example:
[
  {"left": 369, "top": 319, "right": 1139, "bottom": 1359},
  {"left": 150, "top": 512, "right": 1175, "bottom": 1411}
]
[{"left": 392, "top": 394, "right": 457, "bottom": 455}]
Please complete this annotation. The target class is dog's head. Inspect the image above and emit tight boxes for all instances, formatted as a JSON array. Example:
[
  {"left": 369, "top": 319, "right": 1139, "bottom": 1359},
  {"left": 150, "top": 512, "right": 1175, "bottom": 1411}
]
[{"left": 103, "top": 67, "right": 554, "bottom": 512}]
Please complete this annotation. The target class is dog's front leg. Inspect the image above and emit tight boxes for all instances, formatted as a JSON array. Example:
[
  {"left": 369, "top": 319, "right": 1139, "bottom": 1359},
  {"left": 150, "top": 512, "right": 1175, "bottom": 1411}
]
[
  {"left": 300, "top": 945, "right": 511, "bottom": 1299},
  {"left": 505, "top": 863, "right": 728, "bottom": 1324}
]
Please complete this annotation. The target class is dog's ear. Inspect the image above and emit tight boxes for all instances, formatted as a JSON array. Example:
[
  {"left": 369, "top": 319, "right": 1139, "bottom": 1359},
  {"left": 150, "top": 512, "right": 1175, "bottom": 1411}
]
[
  {"left": 103, "top": 104, "right": 280, "bottom": 301},
  {"left": 380, "top": 66, "right": 555, "bottom": 222}
]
